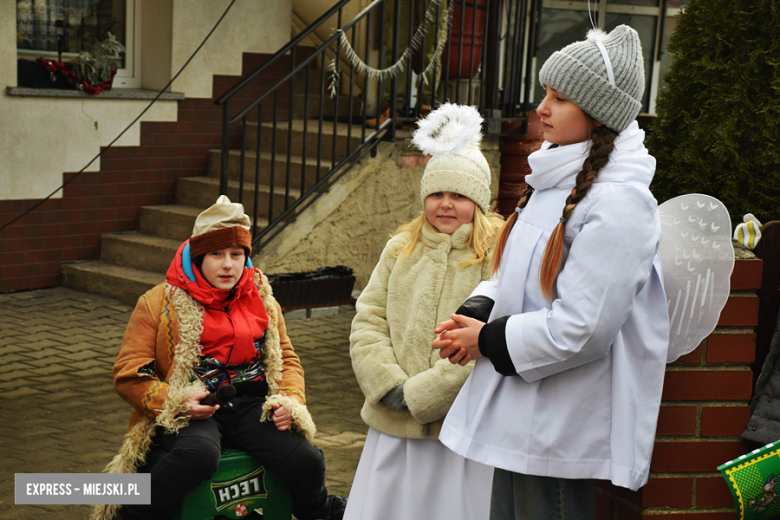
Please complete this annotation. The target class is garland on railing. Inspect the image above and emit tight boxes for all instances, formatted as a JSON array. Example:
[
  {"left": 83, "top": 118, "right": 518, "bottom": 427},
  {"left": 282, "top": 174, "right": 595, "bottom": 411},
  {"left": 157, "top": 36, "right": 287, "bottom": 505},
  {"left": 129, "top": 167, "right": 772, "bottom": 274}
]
[{"left": 328, "top": 0, "right": 450, "bottom": 97}]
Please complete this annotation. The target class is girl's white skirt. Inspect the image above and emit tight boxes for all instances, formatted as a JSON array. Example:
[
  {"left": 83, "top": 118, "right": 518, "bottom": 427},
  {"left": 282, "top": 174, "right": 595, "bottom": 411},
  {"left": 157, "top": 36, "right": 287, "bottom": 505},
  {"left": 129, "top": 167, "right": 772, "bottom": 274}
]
[{"left": 343, "top": 427, "right": 493, "bottom": 520}]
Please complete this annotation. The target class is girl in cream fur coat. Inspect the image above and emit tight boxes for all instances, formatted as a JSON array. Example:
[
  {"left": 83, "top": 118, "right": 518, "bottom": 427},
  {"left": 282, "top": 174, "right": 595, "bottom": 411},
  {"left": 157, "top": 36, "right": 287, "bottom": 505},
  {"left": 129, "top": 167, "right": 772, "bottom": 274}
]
[{"left": 345, "top": 104, "right": 503, "bottom": 520}]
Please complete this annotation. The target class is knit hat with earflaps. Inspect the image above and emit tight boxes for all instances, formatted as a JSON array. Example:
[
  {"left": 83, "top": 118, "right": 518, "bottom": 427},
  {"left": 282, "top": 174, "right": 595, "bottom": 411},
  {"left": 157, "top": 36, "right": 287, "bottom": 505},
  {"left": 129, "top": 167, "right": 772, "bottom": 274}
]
[
  {"left": 412, "top": 103, "right": 492, "bottom": 213},
  {"left": 189, "top": 195, "right": 252, "bottom": 257},
  {"left": 539, "top": 24, "right": 645, "bottom": 133}
]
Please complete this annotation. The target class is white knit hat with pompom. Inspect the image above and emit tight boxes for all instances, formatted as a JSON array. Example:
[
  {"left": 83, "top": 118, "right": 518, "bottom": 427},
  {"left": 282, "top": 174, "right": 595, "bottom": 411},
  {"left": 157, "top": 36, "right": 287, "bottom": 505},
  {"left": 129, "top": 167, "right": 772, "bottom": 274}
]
[{"left": 412, "top": 103, "right": 492, "bottom": 213}]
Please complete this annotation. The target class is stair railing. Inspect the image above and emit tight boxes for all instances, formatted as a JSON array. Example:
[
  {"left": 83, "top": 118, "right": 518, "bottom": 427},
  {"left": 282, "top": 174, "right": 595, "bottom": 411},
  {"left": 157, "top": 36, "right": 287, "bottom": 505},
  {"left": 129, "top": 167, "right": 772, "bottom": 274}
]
[{"left": 215, "top": 0, "right": 538, "bottom": 253}]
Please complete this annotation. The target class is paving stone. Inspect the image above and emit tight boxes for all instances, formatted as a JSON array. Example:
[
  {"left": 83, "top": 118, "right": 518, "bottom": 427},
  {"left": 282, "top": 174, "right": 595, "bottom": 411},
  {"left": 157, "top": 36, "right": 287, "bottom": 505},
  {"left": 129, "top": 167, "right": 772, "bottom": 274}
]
[
  {"left": 24, "top": 373, "right": 74, "bottom": 386},
  {"left": 283, "top": 309, "right": 308, "bottom": 321},
  {"left": 59, "top": 349, "right": 108, "bottom": 362},
  {"left": 0, "top": 341, "right": 25, "bottom": 352},
  {"left": 18, "top": 346, "right": 69, "bottom": 360},
  {"left": 4, "top": 361, "right": 38, "bottom": 372},
  {"left": 0, "top": 313, "right": 29, "bottom": 324},
  {"left": 4, "top": 386, "right": 47, "bottom": 400},
  {"left": 64, "top": 359, "right": 104, "bottom": 371},
  {"left": 26, "top": 323, "right": 58, "bottom": 331},
  {"left": 25, "top": 340, "right": 68, "bottom": 352},
  {"left": 52, "top": 335, "right": 103, "bottom": 346},
  {"left": 84, "top": 331, "right": 124, "bottom": 341},
  {"left": 308, "top": 306, "right": 339, "bottom": 318},
  {"left": 75, "top": 367, "right": 113, "bottom": 379},
  {"left": 0, "top": 353, "right": 28, "bottom": 364},
  {"left": 27, "top": 364, "right": 75, "bottom": 377}
]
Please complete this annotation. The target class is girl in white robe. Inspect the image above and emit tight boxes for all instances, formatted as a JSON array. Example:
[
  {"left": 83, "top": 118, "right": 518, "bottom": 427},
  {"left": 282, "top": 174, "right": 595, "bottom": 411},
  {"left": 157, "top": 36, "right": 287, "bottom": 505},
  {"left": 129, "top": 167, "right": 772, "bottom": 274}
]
[
  {"left": 345, "top": 104, "right": 503, "bottom": 520},
  {"left": 433, "top": 26, "right": 669, "bottom": 520}
]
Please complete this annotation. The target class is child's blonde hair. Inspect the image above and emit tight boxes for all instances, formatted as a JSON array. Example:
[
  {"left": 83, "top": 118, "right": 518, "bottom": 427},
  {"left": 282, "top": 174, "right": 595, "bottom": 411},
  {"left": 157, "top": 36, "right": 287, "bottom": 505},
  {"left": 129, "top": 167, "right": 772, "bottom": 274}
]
[{"left": 394, "top": 206, "right": 504, "bottom": 267}]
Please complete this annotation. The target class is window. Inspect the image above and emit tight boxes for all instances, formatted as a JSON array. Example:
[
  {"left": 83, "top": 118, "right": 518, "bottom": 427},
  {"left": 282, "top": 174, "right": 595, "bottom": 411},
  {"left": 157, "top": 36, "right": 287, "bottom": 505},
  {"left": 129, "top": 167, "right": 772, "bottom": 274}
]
[
  {"left": 533, "top": 0, "right": 687, "bottom": 115},
  {"left": 16, "top": 0, "right": 140, "bottom": 88}
]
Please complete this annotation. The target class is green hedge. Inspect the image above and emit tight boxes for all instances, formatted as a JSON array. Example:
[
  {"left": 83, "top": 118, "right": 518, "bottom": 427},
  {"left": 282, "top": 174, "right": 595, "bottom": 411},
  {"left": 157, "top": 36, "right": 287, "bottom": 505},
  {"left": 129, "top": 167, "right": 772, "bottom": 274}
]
[{"left": 647, "top": 0, "right": 780, "bottom": 224}]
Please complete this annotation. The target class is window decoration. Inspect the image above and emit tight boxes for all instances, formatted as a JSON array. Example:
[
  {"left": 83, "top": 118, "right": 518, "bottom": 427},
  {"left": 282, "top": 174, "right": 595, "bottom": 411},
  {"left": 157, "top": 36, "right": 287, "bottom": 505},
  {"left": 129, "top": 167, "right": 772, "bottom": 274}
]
[{"left": 17, "top": 0, "right": 127, "bottom": 70}]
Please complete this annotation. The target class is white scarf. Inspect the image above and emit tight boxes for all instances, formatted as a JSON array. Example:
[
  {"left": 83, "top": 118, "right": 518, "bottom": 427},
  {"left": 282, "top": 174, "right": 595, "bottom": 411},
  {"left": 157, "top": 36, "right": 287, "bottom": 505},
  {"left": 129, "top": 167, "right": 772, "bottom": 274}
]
[
  {"left": 523, "top": 122, "right": 654, "bottom": 192},
  {"left": 525, "top": 141, "right": 589, "bottom": 191}
]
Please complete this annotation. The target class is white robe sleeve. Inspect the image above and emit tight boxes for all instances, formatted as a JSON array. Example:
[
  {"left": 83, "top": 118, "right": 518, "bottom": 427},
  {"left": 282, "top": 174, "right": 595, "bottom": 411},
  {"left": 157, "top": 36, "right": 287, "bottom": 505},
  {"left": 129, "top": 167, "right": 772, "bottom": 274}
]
[
  {"left": 507, "top": 183, "right": 661, "bottom": 382},
  {"left": 470, "top": 275, "right": 499, "bottom": 301}
]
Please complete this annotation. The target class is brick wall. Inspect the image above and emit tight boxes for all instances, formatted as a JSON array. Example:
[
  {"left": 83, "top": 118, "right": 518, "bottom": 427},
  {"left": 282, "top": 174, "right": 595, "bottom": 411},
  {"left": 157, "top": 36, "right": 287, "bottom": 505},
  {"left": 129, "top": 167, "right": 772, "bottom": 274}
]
[
  {"left": 0, "top": 53, "right": 290, "bottom": 293},
  {"left": 597, "top": 258, "right": 762, "bottom": 519},
  {"left": 496, "top": 113, "right": 542, "bottom": 217}
]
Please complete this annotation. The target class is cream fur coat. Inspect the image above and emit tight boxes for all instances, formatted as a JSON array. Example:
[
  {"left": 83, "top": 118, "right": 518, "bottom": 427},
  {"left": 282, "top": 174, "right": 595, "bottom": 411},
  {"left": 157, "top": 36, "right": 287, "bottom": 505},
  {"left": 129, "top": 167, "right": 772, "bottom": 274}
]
[{"left": 350, "top": 223, "right": 491, "bottom": 439}]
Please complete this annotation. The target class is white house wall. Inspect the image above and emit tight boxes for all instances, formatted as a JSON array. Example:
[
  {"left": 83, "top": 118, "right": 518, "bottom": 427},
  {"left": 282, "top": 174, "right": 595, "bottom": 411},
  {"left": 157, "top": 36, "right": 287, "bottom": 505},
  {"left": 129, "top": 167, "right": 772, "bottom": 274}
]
[
  {"left": 169, "top": 0, "right": 291, "bottom": 98},
  {"left": 0, "top": 0, "right": 292, "bottom": 200},
  {"left": 0, "top": 97, "right": 178, "bottom": 201}
]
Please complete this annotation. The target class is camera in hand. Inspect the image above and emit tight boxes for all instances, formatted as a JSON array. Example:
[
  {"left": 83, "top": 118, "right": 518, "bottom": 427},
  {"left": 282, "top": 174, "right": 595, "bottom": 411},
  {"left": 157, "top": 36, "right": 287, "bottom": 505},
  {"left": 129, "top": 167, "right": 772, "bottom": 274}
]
[{"left": 201, "top": 384, "right": 237, "bottom": 407}]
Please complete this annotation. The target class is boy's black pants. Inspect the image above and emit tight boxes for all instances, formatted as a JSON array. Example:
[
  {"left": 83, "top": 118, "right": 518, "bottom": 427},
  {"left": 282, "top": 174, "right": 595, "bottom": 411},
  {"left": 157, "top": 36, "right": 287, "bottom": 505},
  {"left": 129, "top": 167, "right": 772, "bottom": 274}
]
[{"left": 118, "top": 398, "right": 327, "bottom": 520}]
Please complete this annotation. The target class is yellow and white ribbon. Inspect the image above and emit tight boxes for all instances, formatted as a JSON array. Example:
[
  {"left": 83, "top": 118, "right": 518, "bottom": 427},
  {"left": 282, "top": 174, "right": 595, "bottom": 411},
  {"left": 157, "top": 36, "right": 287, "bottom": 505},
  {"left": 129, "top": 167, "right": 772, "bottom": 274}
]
[{"left": 733, "top": 213, "right": 762, "bottom": 249}]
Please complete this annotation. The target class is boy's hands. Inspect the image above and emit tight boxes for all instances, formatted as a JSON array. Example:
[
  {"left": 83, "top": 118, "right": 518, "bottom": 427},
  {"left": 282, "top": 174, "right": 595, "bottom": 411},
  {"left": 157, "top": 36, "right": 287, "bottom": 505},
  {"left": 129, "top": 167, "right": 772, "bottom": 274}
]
[
  {"left": 178, "top": 393, "right": 293, "bottom": 430},
  {"left": 433, "top": 314, "right": 485, "bottom": 366},
  {"left": 181, "top": 391, "right": 219, "bottom": 419},
  {"left": 272, "top": 404, "right": 292, "bottom": 431}
]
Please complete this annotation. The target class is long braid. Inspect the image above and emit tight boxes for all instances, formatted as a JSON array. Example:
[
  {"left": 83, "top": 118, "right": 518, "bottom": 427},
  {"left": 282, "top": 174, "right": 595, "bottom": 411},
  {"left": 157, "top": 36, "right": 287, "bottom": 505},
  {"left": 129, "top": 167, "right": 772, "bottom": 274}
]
[
  {"left": 539, "top": 125, "right": 619, "bottom": 300},
  {"left": 490, "top": 184, "right": 534, "bottom": 274}
]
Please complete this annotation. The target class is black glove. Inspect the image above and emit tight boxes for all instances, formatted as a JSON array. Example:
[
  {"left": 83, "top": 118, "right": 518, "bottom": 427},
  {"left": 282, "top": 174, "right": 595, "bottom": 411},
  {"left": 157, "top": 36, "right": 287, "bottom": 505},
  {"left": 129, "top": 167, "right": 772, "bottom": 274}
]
[
  {"left": 455, "top": 296, "right": 495, "bottom": 322},
  {"left": 381, "top": 384, "right": 408, "bottom": 411}
]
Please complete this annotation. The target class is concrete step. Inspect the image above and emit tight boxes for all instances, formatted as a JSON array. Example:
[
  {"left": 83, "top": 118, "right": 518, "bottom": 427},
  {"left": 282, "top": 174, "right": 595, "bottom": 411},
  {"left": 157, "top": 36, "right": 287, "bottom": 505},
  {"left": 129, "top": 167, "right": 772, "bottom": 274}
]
[
  {"left": 60, "top": 140, "right": 399, "bottom": 309},
  {"left": 139, "top": 204, "right": 203, "bottom": 242},
  {"left": 207, "top": 149, "right": 329, "bottom": 191},
  {"left": 176, "top": 176, "right": 300, "bottom": 221},
  {"left": 140, "top": 203, "right": 270, "bottom": 242},
  {"left": 101, "top": 233, "right": 181, "bottom": 274},
  {"left": 247, "top": 120, "right": 366, "bottom": 163},
  {"left": 291, "top": 92, "right": 364, "bottom": 120},
  {"left": 61, "top": 260, "right": 164, "bottom": 306}
]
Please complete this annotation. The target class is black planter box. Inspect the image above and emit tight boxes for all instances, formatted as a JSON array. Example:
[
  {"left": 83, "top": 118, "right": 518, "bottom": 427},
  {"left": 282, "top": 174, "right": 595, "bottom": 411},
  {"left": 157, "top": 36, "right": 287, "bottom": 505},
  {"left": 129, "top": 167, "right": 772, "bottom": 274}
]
[{"left": 267, "top": 266, "right": 355, "bottom": 311}]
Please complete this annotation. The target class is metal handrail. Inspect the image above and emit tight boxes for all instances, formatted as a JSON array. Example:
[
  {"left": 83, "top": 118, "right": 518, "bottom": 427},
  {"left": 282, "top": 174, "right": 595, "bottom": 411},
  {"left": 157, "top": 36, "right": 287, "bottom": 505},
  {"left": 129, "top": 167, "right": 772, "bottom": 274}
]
[{"left": 216, "top": 0, "right": 538, "bottom": 252}]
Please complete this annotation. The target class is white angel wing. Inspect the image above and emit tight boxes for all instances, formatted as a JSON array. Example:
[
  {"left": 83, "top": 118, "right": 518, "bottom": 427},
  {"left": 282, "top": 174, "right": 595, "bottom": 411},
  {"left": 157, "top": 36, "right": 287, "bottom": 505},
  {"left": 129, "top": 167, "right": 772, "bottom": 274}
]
[{"left": 659, "top": 194, "right": 734, "bottom": 363}]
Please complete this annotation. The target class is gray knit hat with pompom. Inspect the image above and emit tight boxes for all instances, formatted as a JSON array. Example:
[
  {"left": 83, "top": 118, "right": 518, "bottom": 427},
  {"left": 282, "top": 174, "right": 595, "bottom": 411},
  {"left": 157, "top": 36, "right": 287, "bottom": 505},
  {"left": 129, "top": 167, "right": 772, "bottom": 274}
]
[{"left": 539, "top": 25, "right": 644, "bottom": 133}]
